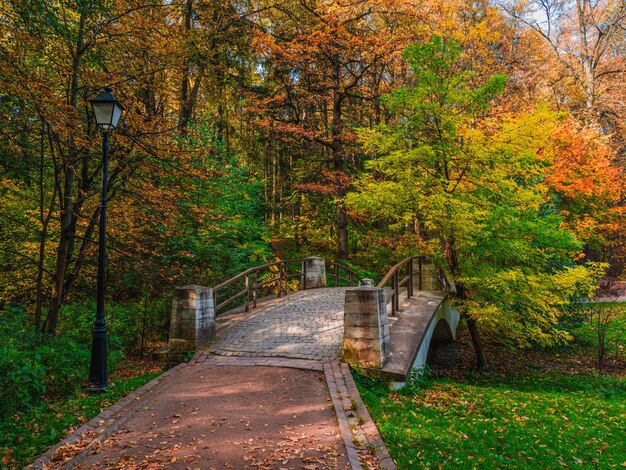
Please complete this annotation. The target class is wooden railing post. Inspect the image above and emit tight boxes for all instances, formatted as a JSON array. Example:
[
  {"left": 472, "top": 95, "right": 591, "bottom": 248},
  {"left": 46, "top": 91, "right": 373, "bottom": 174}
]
[
  {"left": 301, "top": 260, "right": 307, "bottom": 290},
  {"left": 277, "top": 264, "right": 282, "bottom": 298},
  {"left": 245, "top": 274, "right": 250, "bottom": 312},
  {"left": 284, "top": 263, "right": 289, "bottom": 294},
  {"left": 418, "top": 256, "right": 423, "bottom": 291},
  {"left": 407, "top": 258, "right": 414, "bottom": 298},
  {"left": 253, "top": 270, "right": 258, "bottom": 308},
  {"left": 393, "top": 269, "right": 400, "bottom": 313},
  {"left": 390, "top": 276, "right": 395, "bottom": 316}
]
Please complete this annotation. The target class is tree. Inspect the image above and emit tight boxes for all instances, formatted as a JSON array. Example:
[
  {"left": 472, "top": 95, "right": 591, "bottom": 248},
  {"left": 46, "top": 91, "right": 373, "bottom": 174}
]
[
  {"left": 349, "top": 37, "right": 603, "bottom": 367},
  {"left": 176, "top": 0, "right": 252, "bottom": 138},
  {"left": 248, "top": 0, "right": 420, "bottom": 259},
  {"left": 546, "top": 118, "right": 623, "bottom": 263},
  {"left": 501, "top": 0, "right": 626, "bottom": 142}
]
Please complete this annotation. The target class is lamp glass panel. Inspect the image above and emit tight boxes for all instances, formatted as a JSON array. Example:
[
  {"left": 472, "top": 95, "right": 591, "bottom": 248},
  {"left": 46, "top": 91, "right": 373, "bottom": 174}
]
[
  {"left": 92, "top": 103, "right": 114, "bottom": 129},
  {"left": 110, "top": 104, "right": 123, "bottom": 129}
]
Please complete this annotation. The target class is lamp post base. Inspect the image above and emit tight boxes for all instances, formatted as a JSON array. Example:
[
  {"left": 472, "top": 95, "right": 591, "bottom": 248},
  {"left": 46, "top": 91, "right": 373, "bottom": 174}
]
[
  {"left": 88, "top": 326, "right": 108, "bottom": 393},
  {"left": 87, "top": 384, "right": 109, "bottom": 393}
]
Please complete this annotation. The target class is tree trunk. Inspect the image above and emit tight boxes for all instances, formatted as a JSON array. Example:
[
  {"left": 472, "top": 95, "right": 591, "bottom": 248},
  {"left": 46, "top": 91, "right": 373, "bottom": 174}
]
[
  {"left": 466, "top": 317, "right": 489, "bottom": 370},
  {"left": 35, "top": 124, "right": 46, "bottom": 332},
  {"left": 576, "top": 0, "right": 597, "bottom": 123},
  {"left": 332, "top": 60, "right": 348, "bottom": 260},
  {"left": 178, "top": 0, "right": 193, "bottom": 135},
  {"left": 446, "top": 240, "right": 489, "bottom": 370},
  {"left": 271, "top": 147, "right": 277, "bottom": 226},
  {"left": 45, "top": 163, "right": 75, "bottom": 334},
  {"left": 44, "top": 12, "right": 86, "bottom": 334}
]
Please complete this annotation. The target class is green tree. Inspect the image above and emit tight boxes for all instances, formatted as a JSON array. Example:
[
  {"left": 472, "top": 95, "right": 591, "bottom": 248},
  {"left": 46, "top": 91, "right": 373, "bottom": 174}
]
[{"left": 349, "top": 37, "right": 602, "bottom": 368}]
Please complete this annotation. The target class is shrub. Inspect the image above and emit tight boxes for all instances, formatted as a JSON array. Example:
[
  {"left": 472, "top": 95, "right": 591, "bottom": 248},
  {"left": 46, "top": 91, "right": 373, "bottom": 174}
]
[
  {"left": 58, "top": 297, "right": 171, "bottom": 356},
  {"left": 0, "top": 306, "right": 90, "bottom": 419}
]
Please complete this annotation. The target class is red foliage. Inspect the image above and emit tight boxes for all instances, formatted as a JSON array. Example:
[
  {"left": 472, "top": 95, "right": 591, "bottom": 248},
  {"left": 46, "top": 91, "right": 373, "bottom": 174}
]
[{"left": 546, "top": 118, "right": 624, "bottom": 249}]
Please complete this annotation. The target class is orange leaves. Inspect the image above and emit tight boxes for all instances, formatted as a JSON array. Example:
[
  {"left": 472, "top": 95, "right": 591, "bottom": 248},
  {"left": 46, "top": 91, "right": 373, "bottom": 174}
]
[
  {"left": 545, "top": 118, "right": 624, "bottom": 247},
  {"left": 547, "top": 119, "right": 622, "bottom": 203},
  {"left": 296, "top": 169, "right": 354, "bottom": 195}
]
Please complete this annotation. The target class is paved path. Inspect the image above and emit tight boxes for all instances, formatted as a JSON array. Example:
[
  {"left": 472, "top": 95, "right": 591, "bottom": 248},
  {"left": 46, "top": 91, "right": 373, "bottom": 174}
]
[
  {"left": 72, "top": 364, "right": 348, "bottom": 469},
  {"left": 31, "top": 288, "right": 397, "bottom": 470},
  {"left": 210, "top": 288, "right": 348, "bottom": 361}
]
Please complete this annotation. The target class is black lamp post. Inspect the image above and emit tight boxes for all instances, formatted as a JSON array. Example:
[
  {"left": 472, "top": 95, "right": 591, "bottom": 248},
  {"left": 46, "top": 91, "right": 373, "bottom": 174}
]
[{"left": 88, "top": 88, "right": 123, "bottom": 392}]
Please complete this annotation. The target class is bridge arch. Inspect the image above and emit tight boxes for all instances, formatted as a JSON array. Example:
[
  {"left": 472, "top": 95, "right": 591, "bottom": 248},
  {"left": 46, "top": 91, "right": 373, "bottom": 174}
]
[
  {"left": 432, "top": 318, "right": 455, "bottom": 344},
  {"left": 426, "top": 318, "right": 455, "bottom": 365},
  {"left": 412, "top": 296, "right": 460, "bottom": 371}
]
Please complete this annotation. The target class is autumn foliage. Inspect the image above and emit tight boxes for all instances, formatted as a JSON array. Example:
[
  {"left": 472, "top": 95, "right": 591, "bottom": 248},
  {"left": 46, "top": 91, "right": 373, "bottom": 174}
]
[
  {"left": 0, "top": 0, "right": 624, "bottom": 360},
  {"left": 547, "top": 119, "right": 623, "bottom": 253}
]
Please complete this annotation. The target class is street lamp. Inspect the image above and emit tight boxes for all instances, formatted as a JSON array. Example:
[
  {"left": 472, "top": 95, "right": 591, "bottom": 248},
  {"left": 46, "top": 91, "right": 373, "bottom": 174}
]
[{"left": 88, "top": 88, "right": 123, "bottom": 392}]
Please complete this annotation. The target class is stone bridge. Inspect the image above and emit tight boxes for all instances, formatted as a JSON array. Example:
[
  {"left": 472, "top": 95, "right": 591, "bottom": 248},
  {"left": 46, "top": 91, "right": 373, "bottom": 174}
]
[{"left": 157, "top": 257, "right": 460, "bottom": 385}]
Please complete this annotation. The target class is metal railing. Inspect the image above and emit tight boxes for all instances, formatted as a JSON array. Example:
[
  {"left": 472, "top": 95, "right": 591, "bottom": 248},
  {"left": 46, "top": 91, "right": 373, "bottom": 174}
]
[{"left": 376, "top": 255, "right": 450, "bottom": 316}]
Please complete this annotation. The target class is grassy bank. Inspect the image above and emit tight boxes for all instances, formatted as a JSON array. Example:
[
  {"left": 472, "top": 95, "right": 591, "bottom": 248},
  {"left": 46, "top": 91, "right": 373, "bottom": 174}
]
[
  {"left": 0, "top": 359, "right": 164, "bottom": 468},
  {"left": 355, "top": 323, "right": 626, "bottom": 469},
  {"left": 357, "top": 370, "right": 626, "bottom": 468}
]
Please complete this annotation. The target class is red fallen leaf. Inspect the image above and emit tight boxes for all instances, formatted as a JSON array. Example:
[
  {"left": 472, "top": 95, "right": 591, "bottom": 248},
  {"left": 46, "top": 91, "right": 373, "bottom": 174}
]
[{"left": 2, "top": 453, "right": 14, "bottom": 466}]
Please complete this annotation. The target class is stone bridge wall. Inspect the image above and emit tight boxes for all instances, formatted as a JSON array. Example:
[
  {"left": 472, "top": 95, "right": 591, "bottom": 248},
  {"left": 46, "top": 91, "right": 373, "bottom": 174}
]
[{"left": 342, "top": 282, "right": 459, "bottom": 379}]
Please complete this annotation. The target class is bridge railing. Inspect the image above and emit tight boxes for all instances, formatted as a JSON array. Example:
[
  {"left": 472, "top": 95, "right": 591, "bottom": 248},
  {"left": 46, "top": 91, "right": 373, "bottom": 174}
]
[
  {"left": 212, "top": 257, "right": 362, "bottom": 316},
  {"left": 329, "top": 262, "right": 361, "bottom": 287},
  {"left": 377, "top": 255, "right": 451, "bottom": 316},
  {"left": 213, "top": 258, "right": 305, "bottom": 316}
]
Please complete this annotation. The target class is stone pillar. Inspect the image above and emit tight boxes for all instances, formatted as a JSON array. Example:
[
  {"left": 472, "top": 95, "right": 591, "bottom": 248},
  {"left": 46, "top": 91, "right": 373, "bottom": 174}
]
[
  {"left": 342, "top": 285, "right": 389, "bottom": 368},
  {"left": 420, "top": 263, "right": 439, "bottom": 290},
  {"left": 302, "top": 257, "right": 326, "bottom": 289},
  {"left": 168, "top": 285, "right": 215, "bottom": 352}
]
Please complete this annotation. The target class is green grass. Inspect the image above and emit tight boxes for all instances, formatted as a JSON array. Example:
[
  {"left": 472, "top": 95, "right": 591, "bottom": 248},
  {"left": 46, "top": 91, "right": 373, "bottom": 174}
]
[
  {"left": 356, "top": 370, "right": 626, "bottom": 469},
  {"left": 0, "top": 370, "right": 162, "bottom": 468}
]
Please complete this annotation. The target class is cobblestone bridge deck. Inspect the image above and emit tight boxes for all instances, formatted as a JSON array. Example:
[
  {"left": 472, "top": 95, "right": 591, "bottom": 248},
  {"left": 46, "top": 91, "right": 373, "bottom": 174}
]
[{"left": 208, "top": 287, "right": 349, "bottom": 361}]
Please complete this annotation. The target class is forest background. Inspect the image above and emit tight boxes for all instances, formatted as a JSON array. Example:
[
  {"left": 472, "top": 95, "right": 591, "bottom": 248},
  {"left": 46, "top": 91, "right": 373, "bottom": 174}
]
[{"left": 1, "top": 0, "right": 625, "bottom": 461}]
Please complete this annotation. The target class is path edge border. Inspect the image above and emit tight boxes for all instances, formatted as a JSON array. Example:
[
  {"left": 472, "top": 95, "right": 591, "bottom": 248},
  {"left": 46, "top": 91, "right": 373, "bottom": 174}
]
[{"left": 324, "top": 362, "right": 397, "bottom": 470}]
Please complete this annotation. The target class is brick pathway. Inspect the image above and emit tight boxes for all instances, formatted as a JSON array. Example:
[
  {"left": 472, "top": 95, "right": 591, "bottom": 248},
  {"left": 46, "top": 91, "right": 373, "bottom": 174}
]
[{"left": 209, "top": 288, "right": 349, "bottom": 361}]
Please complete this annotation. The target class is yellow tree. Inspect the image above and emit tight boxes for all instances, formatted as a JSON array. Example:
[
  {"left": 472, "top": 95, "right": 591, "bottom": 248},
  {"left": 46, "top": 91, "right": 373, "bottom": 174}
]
[{"left": 350, "top": 38, "right": 603, "bottom": 367}]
